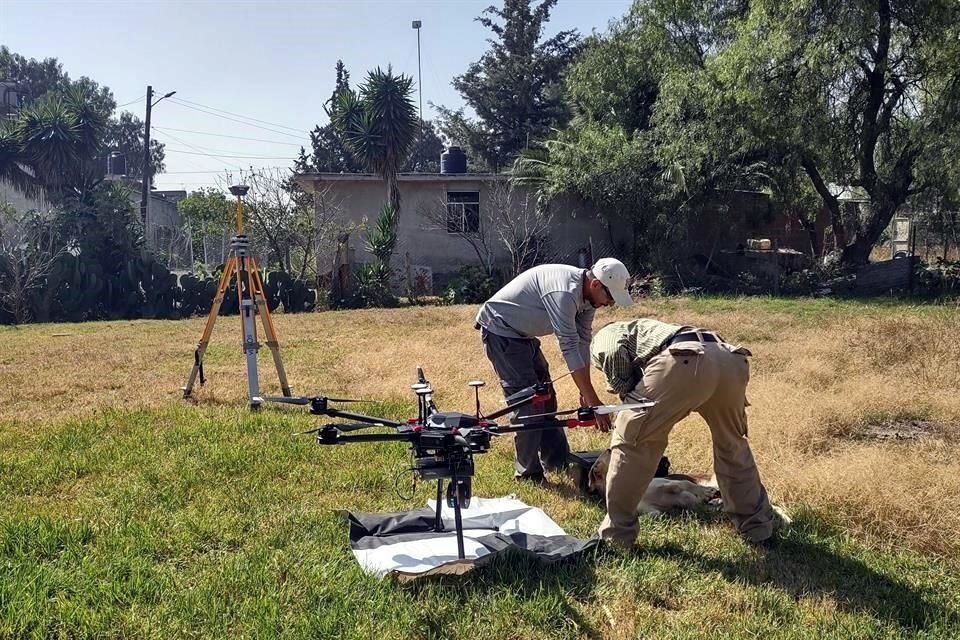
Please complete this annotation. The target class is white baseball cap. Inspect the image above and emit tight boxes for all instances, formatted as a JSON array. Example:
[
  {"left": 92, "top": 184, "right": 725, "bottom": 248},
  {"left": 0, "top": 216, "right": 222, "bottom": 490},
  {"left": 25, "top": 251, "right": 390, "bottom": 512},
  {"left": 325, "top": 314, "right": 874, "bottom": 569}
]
[{"left": 592, "top": 257, "right": 632, "bottom": 306}]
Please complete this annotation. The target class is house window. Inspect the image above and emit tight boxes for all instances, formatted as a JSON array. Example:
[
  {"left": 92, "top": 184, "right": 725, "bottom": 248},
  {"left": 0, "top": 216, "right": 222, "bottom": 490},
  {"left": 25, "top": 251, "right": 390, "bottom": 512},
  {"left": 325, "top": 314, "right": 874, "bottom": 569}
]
[{"left": 446, "top": 191, "right": 480, "bottom": 233}]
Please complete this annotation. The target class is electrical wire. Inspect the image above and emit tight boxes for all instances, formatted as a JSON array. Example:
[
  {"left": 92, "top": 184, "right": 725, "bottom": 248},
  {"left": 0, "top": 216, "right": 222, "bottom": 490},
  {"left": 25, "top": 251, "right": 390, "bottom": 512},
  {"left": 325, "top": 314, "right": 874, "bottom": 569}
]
[
  {"left": 115, "top": 95, "right": 145, "bottom": 108},
  {"left": 166, "top": 98, "right": 308, "bottom": 140},
  {"left": 152, "top": 130, "right": 246, "bottom": 170},
  {"left": 165, "top": 148, "right": 296, "bottom": 160},
  {"left": 168, "top": 96, "right": 307, "bottom": 133},
  {"left": 161, "top": 167, "right": 286, "bottom": 175},
  {"left": 153, "top": 126, "right": 304, "bottom": 147}
]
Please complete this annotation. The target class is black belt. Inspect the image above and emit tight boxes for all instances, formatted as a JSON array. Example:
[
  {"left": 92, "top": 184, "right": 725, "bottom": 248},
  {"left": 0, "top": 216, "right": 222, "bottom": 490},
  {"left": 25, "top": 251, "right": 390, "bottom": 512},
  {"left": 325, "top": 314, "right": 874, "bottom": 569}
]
[{"left": 667, "top": 330, "right": 718, "bottom": 346}]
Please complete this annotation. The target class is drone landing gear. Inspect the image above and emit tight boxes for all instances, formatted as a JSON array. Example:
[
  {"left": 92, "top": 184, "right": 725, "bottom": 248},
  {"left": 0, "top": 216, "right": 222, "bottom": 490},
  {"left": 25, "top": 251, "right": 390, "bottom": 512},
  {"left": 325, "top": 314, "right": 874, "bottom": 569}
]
[{"left": 433, "top": 474, "right": 470, "bottom": 560}]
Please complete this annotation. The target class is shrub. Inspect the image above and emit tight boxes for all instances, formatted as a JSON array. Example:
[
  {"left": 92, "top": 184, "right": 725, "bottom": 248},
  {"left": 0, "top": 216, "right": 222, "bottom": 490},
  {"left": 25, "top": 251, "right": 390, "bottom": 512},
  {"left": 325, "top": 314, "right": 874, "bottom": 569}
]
[{"left": 440, "top": 265, "right": 502, "bottom": 305}]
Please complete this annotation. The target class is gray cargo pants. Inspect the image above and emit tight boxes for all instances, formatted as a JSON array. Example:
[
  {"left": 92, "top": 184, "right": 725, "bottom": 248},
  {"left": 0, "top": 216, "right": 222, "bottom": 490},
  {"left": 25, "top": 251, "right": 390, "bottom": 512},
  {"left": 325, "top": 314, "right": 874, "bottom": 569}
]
[{"left": 479, "top": 327, "right": 569, "bottom": 479}]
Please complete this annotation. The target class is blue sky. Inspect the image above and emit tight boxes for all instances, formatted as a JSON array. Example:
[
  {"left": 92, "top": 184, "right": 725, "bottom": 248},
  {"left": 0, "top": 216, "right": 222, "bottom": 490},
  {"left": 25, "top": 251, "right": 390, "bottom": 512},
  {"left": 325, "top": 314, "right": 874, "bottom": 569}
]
[{"left": 1, "top": 0, "right": 633, "bottom": 191}]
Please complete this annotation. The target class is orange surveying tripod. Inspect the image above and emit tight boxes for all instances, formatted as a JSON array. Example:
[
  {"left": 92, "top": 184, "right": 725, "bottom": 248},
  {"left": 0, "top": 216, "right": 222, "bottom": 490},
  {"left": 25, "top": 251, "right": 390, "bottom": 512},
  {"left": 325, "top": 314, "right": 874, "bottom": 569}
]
[{"left": 181, "top": 184, "right": 292, "bottom": 408}]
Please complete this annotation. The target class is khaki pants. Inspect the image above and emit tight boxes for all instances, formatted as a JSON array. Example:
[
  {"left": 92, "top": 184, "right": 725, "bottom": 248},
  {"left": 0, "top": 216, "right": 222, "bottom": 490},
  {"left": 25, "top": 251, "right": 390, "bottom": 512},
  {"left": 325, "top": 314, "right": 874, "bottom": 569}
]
[{"left": 599, "top": 335, "right": 774, "bottom": 546}]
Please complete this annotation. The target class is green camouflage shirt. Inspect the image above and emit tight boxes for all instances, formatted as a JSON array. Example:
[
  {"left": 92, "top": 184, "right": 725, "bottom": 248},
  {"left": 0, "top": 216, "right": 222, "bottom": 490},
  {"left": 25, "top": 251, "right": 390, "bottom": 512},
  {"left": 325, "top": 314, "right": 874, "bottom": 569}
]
[{"left": 590, "top": 319, "right": 686, "bottom": 396}]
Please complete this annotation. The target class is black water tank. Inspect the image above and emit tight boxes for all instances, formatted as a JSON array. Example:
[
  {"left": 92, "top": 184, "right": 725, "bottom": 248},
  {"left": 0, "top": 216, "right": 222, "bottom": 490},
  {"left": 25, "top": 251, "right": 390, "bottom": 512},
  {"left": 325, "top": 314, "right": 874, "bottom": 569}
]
[
  {"left": 108, "top": 151, "right": 126, "bottom": 176},
  {"left": 440, "top": 146, "right": 467, "bottom": 174}
]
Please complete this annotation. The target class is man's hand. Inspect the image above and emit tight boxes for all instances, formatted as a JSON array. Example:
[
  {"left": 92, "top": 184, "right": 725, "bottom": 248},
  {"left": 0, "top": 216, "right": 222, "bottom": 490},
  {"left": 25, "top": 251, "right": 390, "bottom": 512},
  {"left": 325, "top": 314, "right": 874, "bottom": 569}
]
[
  {"left": 595, "top": 412, "right": 611, "bottom": 432},
  {"left": 576, "top": 389, "right": 611, "bottom": 432}
]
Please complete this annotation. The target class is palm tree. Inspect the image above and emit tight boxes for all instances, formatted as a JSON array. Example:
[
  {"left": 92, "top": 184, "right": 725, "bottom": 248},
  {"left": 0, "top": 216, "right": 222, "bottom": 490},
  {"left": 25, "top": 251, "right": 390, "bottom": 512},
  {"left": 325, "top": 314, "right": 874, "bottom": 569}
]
[
  {"left": 0, "top": 123, "right": 37, "bottom": 198},
  {"left": 1, "top": 85, "right": 107, "bottom": 203},
  {"left": 332, "top": 66, "right": 418, "bottom": 219}
]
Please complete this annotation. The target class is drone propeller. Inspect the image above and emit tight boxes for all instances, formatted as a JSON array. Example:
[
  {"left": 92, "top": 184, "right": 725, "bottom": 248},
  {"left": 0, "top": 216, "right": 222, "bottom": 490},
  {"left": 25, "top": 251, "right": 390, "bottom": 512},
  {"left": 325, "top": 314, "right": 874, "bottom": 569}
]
[
  {"left": 502, "top": 371, "right": 573, "bottom": 405},
  {"left": 265, "top": 394, "right": 370, "bottom": 406}
]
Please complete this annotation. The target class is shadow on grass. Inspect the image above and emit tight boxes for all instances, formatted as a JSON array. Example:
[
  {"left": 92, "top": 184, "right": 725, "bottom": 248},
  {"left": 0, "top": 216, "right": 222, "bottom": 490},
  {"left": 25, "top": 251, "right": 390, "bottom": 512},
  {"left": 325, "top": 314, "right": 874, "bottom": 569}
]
[{"left": 643, "top": 514, "right": 959, "bottom": 633}]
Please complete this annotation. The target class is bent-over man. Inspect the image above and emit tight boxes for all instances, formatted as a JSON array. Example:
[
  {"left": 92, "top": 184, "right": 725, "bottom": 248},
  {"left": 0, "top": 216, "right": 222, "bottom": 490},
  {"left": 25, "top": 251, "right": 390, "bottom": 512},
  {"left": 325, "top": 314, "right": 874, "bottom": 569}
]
[
  {"left": 476, "top": 258, "right": 633, "bottom": 482},
  {"left": 590, "top": 318, "right": 776, "bottom": 545}
]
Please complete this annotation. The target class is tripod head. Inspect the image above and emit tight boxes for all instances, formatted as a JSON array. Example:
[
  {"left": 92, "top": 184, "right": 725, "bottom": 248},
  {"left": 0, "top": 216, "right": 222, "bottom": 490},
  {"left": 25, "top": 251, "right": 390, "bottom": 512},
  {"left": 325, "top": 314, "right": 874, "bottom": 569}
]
[{"left": 228, "top": 184, "right": 250, "bottom": 234}]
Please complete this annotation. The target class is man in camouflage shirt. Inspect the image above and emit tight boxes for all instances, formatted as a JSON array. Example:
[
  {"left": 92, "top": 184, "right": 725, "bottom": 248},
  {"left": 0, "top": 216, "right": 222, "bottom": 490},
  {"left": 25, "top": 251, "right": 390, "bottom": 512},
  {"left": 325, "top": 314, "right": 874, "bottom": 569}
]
[{"left": 590, "top": 318, "right": 776, "bottom": 546}]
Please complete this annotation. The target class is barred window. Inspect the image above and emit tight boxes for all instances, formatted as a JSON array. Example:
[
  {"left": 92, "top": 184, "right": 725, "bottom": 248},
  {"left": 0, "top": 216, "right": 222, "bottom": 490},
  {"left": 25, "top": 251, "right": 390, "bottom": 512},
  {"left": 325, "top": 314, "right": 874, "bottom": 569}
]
[{"left": 446, "top": 191, "right": 480, "bottom": 233}]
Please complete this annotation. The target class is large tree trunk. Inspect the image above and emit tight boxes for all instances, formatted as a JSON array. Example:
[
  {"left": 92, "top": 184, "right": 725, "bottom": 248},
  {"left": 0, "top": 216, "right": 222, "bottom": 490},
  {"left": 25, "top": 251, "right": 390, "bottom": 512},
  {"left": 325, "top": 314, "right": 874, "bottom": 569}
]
[{"left": 840, "top": 191, "right": 902, "bottom": 266}]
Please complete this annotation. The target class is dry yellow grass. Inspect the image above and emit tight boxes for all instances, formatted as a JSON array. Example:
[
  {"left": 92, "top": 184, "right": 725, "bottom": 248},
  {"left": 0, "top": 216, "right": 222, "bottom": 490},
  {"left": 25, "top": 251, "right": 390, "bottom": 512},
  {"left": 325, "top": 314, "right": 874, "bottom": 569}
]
[{"left": 2, "top": 296, "right": 959, "bottom": 562}]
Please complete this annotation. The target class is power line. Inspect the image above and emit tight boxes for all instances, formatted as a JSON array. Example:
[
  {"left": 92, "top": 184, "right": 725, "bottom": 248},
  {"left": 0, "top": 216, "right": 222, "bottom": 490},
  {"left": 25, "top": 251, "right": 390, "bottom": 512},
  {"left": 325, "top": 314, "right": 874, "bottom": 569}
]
[
  {"left": 116, "top": 94, "right": 145, "bottom": 108},
  {"left": 156, "top": 132, "right": 294, "bottom": 157},
  {"left": 166, "top": 147, "right": 296, "bottom": 160},
  {"left": 169, "top": 96, "right": 307, "bottom": 134},
  {"left": 153, "top": 130, "right": 246, "bottom": 170},
  {"left": 166, "top": 98, "right": 309, "bottom": 140},
  {"left": 161, "top": 167, "right": 286, "bottom": 175},
  {"left": 153, "top": 126, "right": 304, "bottom": 147}
]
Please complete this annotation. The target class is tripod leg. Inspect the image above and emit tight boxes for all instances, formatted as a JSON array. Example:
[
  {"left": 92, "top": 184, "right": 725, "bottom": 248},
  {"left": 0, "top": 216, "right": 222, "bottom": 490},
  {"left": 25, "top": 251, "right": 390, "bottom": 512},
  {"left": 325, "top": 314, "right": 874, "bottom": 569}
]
[
  {"left": 236, "top": 254, "right": 261, "bottom": 408},
  {"left": 182, "top": 256, "right": 236, "bottom": 398},
  {"left": 248, "top": 258, "right": 292, "bottom": 396}
]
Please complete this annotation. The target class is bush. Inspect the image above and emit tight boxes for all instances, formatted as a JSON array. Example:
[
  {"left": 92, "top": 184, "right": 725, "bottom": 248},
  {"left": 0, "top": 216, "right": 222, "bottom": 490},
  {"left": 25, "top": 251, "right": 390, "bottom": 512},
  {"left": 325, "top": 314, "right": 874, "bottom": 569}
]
[
  {"left": 329, "top": 263, "right": 399, "bottom": 309},
  {"left": 780, "top": 262, "right": 854, "bottom": 297},
  {"left": 439, "top": 266, "right": 502, "bottom": 305},
  {"left": 914, "top": 258, "right": 960, "bottom": 299}
]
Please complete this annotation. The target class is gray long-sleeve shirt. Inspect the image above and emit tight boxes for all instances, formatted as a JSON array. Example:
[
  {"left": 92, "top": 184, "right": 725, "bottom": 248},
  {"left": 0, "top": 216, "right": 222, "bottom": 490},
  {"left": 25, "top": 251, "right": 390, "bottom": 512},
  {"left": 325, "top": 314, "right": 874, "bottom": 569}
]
[{"left": 475, "top": 265, "right": 595, "bottom": 371}]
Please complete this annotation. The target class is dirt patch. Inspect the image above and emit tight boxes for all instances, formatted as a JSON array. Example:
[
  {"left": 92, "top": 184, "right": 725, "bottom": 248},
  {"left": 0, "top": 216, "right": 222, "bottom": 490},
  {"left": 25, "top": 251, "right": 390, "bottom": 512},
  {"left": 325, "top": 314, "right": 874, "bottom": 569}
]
[{"left": 858, "top": 419, "right": 957, "bottom": 443}]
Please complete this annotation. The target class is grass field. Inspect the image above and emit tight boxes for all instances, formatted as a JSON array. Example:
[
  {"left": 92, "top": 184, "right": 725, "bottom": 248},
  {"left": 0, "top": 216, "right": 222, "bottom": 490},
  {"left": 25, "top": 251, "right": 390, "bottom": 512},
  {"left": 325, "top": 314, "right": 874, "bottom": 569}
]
[{"left": 2, "top": 296, "right": 959, "bottom": 639}]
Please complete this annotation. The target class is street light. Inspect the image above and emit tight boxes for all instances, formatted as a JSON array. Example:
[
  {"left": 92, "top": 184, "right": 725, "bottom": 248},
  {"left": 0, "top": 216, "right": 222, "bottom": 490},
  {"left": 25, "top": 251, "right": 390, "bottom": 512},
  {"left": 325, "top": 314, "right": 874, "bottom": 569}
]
[
  {"left": 412, "top": 20, "right": 423, "bottom": 170},
  {"left": 140, "top": 86, "right": 176, "bottom": 228}
]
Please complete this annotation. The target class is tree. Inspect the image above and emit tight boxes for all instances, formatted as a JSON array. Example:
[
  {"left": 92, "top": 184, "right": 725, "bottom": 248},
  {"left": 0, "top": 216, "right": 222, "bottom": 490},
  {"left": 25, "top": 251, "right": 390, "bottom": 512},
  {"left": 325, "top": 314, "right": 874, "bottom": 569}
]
[
  {"left": 401, "top": 119, "right": 444, "bottom": 173},
  {"left": 103, "top": 111, "right": 165, "bottom": 181},
  {"left": 0, "top": 46, "right": 116, "bottom": 115},
  {"left": 488, "top": 176, "right": 556, "bottom": 276},
  {"left": 439, "top": 0, "right": 580, "bottom": 171},
  {"left": 1, "top": 46, "right": 166, "bottom": 188},
  {"left": 176, "top": 187, "right": 235, "bottom": 265},
  {"left": 308, "top": 124, "right": 364, "bottom": 173},
  {"left": 0, "top": 204, "right": 65, "bottom": 324},
  {"left": 331, "top": 66, "right": 418, "bottom": 218},
  {"left": 656, "top": 0, "right": 960, "bottom": 266},
  {"left": 5, "top": 85, "right": 109, "bottom": 203}
]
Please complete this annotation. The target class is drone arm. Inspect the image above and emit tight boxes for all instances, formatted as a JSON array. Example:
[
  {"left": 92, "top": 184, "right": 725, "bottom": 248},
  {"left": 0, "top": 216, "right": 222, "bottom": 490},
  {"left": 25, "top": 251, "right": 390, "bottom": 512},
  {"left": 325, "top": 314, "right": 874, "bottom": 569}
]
[
  {"left": 318, "top": 430, "right": 415, "bottom": 445},
  {"left": 490, "top": 416, "right": 596, "bottom": 434},
  {"left": 323, "top": 408, "right": 404, "bottom": 427}
]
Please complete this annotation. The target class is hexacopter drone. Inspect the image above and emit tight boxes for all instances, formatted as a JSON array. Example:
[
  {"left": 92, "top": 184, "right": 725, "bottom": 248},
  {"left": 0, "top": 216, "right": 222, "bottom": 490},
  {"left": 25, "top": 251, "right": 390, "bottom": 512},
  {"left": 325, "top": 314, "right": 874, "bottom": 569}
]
[{"left": 266, "top": 368, "right": 654, "bottom": 560}]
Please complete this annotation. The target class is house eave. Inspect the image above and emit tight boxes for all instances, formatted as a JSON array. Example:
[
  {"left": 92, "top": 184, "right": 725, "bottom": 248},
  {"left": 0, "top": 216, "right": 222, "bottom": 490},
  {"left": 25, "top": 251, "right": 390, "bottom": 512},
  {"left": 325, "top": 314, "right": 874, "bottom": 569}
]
[{"left": 293, "top": 172, "right": 506, "bottom": 192}]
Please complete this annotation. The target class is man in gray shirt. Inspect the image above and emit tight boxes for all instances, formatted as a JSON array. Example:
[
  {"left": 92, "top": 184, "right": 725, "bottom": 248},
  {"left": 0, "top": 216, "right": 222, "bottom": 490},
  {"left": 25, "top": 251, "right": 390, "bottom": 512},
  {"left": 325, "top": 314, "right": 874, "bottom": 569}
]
[{"left": 475, "top": 258, "right": 633, "bottom": 482}]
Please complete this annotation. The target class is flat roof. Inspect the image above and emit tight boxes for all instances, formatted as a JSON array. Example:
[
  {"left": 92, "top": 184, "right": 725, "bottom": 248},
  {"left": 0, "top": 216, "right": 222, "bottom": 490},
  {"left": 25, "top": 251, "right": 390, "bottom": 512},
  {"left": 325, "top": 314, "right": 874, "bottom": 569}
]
[{"left": 293, "top": 171, "right": 505, "bottom": 191}]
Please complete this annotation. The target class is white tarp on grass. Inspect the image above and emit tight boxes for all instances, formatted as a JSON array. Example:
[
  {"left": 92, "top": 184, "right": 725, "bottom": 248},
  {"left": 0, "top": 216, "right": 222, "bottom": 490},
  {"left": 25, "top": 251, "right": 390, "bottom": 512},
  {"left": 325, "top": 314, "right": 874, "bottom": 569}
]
[{"left": 343, "top": 495, "right": 598, "bottom": 580}]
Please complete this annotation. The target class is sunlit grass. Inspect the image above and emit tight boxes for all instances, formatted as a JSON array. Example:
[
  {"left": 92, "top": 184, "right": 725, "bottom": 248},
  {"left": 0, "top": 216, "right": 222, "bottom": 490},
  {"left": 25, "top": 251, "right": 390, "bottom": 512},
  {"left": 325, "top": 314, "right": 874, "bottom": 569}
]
[{"left": 1, "top": 296, "right": 959, "bottom": 638}]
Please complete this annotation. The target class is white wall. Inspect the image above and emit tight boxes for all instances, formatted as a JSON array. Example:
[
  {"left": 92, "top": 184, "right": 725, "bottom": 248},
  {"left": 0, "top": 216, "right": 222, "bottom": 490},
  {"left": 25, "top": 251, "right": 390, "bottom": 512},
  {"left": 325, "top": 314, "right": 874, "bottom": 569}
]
[{"left": 311, "top": 178, "right": 618, "bottom": 280}]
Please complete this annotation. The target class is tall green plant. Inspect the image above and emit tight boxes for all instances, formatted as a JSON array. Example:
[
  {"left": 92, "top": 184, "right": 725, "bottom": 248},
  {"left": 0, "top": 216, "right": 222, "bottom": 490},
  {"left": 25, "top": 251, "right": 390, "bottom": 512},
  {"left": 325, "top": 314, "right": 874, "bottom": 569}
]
[{"left": 331, "top": 67, "right": 417, "bottom": 220}]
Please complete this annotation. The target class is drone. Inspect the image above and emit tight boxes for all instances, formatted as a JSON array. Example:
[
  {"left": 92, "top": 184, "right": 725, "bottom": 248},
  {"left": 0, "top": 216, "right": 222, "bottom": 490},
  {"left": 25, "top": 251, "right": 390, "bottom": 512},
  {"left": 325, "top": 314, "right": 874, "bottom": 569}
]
[{"left": 266, "top": 368, "right": 654, "bottom": 560}]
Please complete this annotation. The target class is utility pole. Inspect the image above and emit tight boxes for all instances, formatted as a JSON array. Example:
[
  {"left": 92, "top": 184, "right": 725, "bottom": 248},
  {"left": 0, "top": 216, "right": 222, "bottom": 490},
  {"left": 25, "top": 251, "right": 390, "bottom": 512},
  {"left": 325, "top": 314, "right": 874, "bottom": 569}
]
[
  {"left": 140, "top": 86, "right": 177, "bottom": 229},
  {"left": 140, "top": 85, "right": 153, "bottom": 227}
]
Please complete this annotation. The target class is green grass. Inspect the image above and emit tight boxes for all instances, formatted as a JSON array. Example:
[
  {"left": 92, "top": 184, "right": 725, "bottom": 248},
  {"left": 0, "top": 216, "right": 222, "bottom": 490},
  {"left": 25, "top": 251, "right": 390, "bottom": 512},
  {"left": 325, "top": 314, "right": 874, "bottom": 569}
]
[
  {"left": 3, "top": 296, "right": 960, "bottom": 639},
  {"left": 2, "top": 403, "right": 958, "bottom": 640}
]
